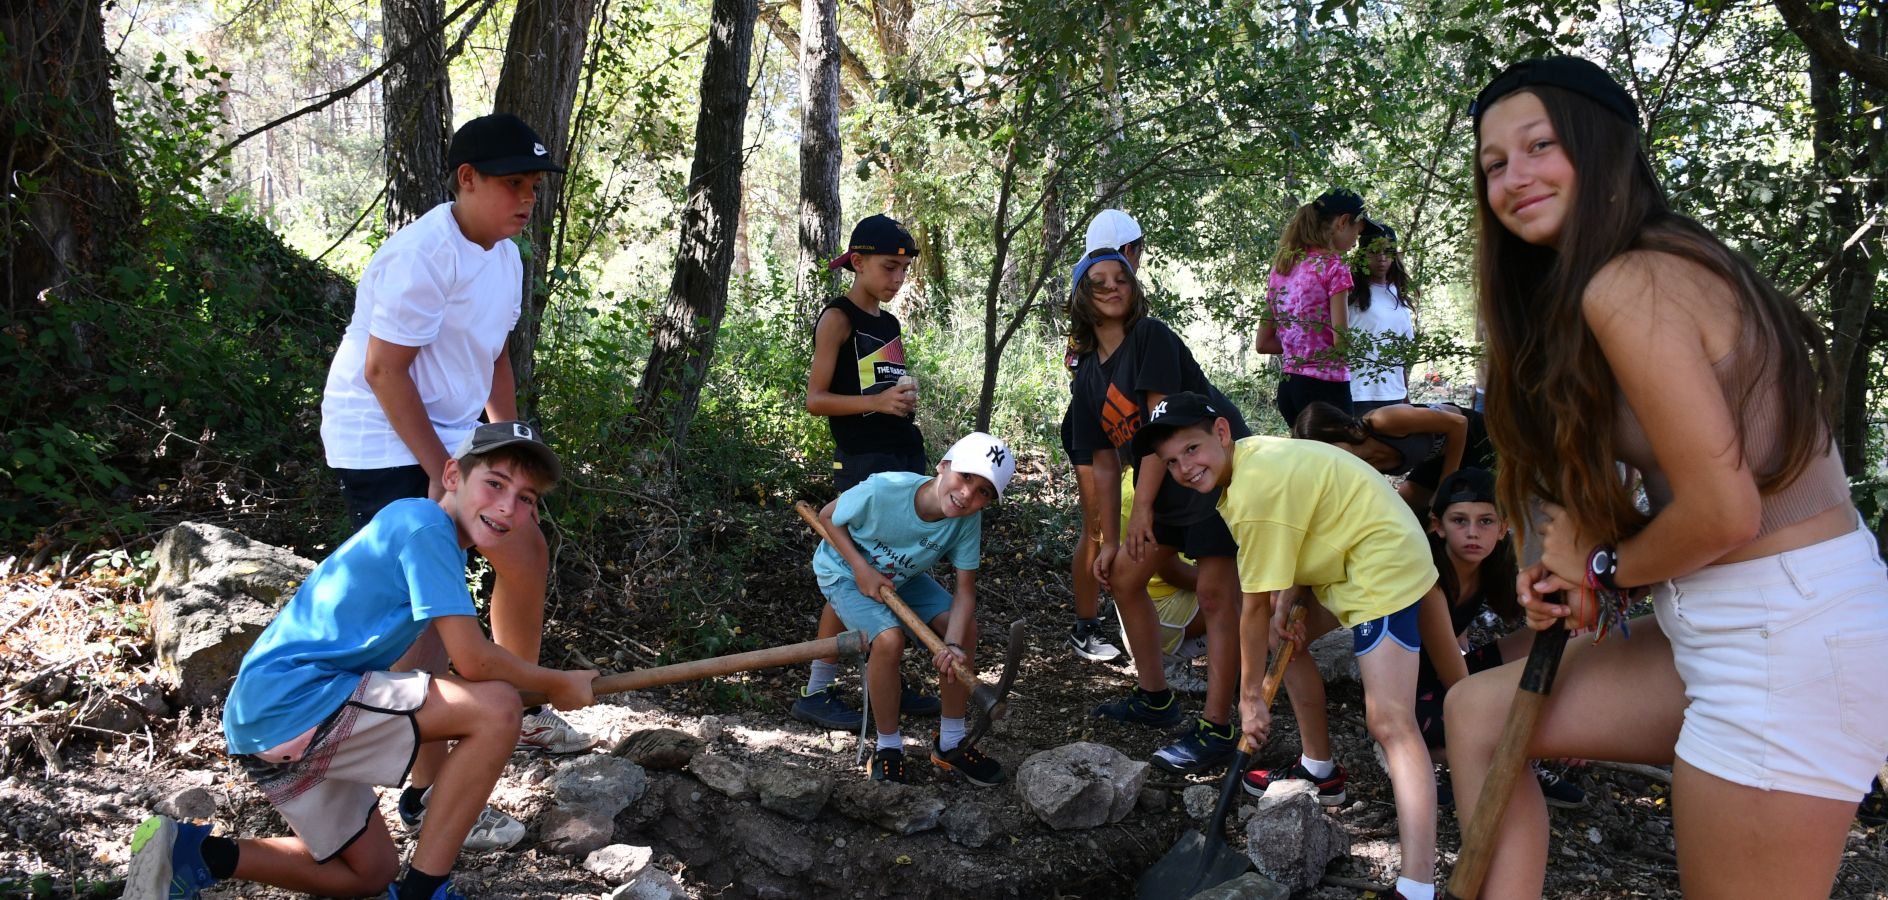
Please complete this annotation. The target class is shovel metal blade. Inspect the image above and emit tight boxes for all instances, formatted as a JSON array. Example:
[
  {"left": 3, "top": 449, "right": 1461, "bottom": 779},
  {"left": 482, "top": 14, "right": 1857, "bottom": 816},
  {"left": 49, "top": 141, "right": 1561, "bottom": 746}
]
[{"left": 1136, "top": 829, "right": 1249, "bottom": 900}]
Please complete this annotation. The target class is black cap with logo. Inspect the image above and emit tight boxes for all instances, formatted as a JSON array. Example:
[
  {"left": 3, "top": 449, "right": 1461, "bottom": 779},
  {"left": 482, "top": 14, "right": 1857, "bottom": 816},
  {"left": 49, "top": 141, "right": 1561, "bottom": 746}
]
[
  {"left": 453, "top": 420, "right": 563, "bottom": 483},
  {"left": 1132, "top": 391, "right": 1225, "bottom": 461},
  {"left": 447, "top": 113, "right": 567, "bottom": 176},
  {"left": 828, "top": 214, "right": 921, "bottom": 271}
]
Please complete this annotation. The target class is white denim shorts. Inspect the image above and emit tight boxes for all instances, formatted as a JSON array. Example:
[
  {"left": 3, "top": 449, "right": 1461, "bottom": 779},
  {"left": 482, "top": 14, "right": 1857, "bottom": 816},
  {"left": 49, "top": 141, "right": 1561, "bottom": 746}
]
[{"left": 1654, "top": 522, "right": 1888, "bottom": 801}]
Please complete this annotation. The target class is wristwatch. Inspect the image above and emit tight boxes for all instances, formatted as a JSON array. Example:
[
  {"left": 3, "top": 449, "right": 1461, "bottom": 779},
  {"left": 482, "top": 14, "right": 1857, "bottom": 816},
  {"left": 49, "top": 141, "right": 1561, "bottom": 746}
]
[{"left": 1588, "top": 544, "right": 1620, "bottom": 591}]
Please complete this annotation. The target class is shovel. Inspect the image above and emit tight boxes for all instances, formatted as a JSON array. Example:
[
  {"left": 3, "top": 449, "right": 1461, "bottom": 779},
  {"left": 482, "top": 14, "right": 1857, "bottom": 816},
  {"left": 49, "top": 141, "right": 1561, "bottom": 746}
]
[
  {"left": 518, "top": 630, "right": 868, "bottom": 706},
  {"left": 1137, "top": 605, "right": 1306, "bottom": 900}
]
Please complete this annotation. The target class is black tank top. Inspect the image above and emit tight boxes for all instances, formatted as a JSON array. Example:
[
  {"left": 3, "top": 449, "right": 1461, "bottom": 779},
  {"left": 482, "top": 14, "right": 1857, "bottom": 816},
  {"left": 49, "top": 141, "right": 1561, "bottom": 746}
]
[
  {"left": 820, "top": 297, "right": 923, "bottom": 455},
  {"left": 1360, "top": 406, "right": 1447, "bottom": 477}
]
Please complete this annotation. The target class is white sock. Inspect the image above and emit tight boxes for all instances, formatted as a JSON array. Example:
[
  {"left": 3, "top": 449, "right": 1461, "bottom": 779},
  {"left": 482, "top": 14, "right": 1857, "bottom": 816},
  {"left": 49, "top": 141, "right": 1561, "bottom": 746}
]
[
  {"left": 938, "top": 716, "right": 966, "bottom": 752},
  {"left": 1300, "top": 754, "right": 1336, "bottom": 779},
  {"left": 1395, "top": 877, "right": 1434, "bottom": 900},
  {"left": 876, "top": 730, "right": 903, "bottom": 751},
  {"left": 1176, "top": 634, "right": 1207, "bottom": 660},
  {"left": 805, "top": 660, "right": 838, "bottom": 695}
]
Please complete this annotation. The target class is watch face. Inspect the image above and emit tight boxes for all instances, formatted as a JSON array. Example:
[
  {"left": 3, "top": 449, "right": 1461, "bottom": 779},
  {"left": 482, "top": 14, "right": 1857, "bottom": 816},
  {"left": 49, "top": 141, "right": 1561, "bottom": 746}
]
[{"left": 1591, "top": 549, "right": 1614, "bottom": 575}]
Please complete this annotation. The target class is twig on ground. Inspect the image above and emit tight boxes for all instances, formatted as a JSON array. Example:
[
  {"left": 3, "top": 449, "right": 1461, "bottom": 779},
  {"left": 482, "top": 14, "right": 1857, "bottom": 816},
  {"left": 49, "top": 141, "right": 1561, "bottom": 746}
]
[
  {"left": 1322, "top": 874, "right": 1394, "bottom": 892},
  {"left": 1592, "top": 760, "right": 1673, "bottom": 784}
]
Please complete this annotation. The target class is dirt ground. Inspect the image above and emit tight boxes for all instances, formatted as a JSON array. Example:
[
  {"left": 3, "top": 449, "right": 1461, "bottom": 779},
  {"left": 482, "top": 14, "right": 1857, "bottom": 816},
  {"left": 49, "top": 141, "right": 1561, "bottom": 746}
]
[{"left": 2, "top": 486, "right": 1886, "bottom": 898}]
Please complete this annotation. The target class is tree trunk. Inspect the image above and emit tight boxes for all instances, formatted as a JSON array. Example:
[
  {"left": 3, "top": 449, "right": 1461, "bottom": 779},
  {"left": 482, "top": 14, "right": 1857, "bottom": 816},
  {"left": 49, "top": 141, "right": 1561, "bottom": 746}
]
[
  {"left": 383, "top": 0, "right": 453, "bottom": 229},
  {"left": 795, "top": 0, "right": 842, "bottom": 315},
  {"left": 1, "top": 0, "right": 137, "bottom": 317},
  {"left": 493, "top": 0, "right": 600, "bottom": 414},
  {"left": 630, "top": 0, "right": 757, "bottom": 452}
]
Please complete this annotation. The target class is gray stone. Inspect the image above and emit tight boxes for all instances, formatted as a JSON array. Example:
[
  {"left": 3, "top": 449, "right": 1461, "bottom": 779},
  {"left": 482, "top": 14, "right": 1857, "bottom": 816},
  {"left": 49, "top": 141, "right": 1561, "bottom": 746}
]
[
  {"left": 538, "top": 804, "right": 615, "bottom": 857},
  {"left": 1309, "top": 629, "right": 1358, "bottom": 685},
  {"left": 688, "top": 748, "right": 754, "bottom": 800},
  {"left": 612, "top": 728, "right": 703, "bottom": 770},
  {"left": 750, "top": 764, "right": 834, "bottom": 822},
  {"left": 120, "top": 684, "right": 172, "bottom": 719},
  {"left": 1183, "top": 783, "right": 1219, "bottom": 820},
  {"left": 731, "top": 812, "right": 818, "bottom": 876},
  {"left": 80, "top": 700, "right": 145, "bottom": 734},
  {"left": 609, "top": 866, "right": 683, "bottom": 900},
  {"left": 941, "top": 799, "right": 1010, "bottom": 849},
  {"left": 154, "top": 787, "right": 216, "bottom": 821},
  {"left": 1138, "top": 786, "right": 1170, "bottom": 813},
  {"left": 550, "top": 755, "right": 648, "bottom": 812},
  {"left": 149, "top": 523, "right": 313, "bottom": 707},
  {"left": 1016, "top": 741, "right": 1149, "bottom": 830},
  {"left": 1242, "top": 780, "right": 1348, "bottom": 891},
  {"left": 584, "top": 844, "right": 655, "bottom": 884},
  {"left": 832, "top": 779, "right": 945, "bottom": 835},
  {"left": 1188, "top": 872, "right": 1292, "bottom": 900}
]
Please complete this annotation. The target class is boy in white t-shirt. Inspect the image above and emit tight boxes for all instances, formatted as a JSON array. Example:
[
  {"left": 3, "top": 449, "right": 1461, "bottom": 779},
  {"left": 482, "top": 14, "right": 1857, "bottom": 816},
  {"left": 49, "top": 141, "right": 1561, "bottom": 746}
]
[{"left": 317, "top": 114, "right": 591, "bottom": 842}]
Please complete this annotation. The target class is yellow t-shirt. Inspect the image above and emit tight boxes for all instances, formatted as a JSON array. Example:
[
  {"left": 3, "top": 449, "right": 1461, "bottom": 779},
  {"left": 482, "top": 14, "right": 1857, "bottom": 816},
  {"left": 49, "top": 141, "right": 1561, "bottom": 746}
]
[{"left": 1216, "top": 436, "right": 1436, "bottom": 628}]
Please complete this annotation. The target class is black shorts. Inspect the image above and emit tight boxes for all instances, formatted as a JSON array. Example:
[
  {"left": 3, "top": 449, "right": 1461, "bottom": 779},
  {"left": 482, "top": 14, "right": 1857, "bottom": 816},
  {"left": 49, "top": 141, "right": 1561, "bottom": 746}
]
[
  {"left": 833, "top": 447, "right": 928, "bottom": 492},
  {"left": 1276, "top": 374, "right": 1351, "bottom": 432},
  {"left": 335, "top": 465, "right": 429, "bottom": 534},
  {"left": 1060, "top": 408, "right": 1093, "bottom": 467},
  {"left": 1151, "top": 514, "right": 1238, "bottom": 559},
  {"left": 1415, "top": 642, "right": 1506, "bottom": 749}
]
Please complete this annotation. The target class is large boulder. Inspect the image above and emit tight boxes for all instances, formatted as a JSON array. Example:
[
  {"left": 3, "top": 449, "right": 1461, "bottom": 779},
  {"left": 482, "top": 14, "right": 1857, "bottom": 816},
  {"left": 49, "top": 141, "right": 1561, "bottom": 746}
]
[
  {"left": 1016, "top": 742, "right": 1149, "bottom": 831},
  {"left": 149, "top": 523, "right": 313, "bottom": 707},
  {"left": 540, "top": 756, "right": 649, "bottom": 857},
  {"left": 1242, "top": 780, "right": 1348, "bottom": 890}
]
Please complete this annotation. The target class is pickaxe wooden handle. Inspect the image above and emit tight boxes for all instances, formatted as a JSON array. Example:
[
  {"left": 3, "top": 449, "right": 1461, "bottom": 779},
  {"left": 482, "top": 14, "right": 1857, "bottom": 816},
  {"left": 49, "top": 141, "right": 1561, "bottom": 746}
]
[
  {"left": 1445, "top": 623, "right": 1571, "bottom": 900},
  {"left": 518, "top": 630, "right": 868, "bottom": 707},
  {"left": 793, "top": 501, "right": 1005, "bottom": 718}
]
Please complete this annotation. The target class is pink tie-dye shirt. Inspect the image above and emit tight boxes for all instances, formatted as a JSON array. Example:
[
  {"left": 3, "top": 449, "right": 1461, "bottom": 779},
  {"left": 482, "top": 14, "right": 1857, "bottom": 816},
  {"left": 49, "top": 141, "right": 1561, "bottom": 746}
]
[{"left": 1265, "top": 249, "right": 1354, "bottom": 380}]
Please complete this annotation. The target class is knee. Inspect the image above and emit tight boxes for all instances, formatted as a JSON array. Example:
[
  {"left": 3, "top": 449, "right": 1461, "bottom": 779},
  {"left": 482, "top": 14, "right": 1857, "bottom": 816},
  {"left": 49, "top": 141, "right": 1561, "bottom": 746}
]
[
  {"left": 1365, "top": 702, "right": 1419, "bottom": 746},
  {"left": 1441, "top": 682, "right": 1498, "bottom": 752},
  {"left": 870, "top": 630, "right": 905, "bottom": 658},
  {"left": 468, "top": 680, "right": 523, "bottom": 731}
]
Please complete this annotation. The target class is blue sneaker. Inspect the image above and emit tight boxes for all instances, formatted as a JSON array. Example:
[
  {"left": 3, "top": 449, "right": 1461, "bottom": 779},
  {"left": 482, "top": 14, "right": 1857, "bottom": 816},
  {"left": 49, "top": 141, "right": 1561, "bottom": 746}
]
[
  {"left": 125, "top": 815, "right": 218, "bottom": 900},
  {"left": 790, "top": 683, "right": 863, "bottom": 730},
  {"left": 900, "top": 680, "right": 941, "bottom": 717},
  {"left": 1152, "top": 718, "right": 1239, "bottom": 774},
  {"left": 386, "top": 882, "right": 468, "bottom": 900},
  {"left": 1092, "top": 687, "right": 1185, "bottom": 729}
]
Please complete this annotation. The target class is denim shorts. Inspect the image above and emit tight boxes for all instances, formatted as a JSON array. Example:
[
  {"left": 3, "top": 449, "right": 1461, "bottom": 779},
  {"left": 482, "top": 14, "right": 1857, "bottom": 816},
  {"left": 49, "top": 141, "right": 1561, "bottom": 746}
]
[
  {"left": 823, "top": 572, "right": 954, "bottom": 641},
  {"left": 1654, "top": 521, "right": 1888, "bottom": 801}
]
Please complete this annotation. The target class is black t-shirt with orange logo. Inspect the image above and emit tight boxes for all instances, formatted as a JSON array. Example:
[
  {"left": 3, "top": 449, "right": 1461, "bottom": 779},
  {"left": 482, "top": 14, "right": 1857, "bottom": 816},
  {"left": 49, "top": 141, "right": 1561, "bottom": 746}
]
[{"left": 1069, "top": 317, "right": 1250, "bottom": 527}]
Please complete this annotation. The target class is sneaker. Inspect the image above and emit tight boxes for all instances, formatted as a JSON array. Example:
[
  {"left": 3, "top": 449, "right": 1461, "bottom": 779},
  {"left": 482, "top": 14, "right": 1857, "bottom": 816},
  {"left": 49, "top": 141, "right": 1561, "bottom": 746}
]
[
  {"left": 1092, "top": 687, "right": 1185, "bottom": 729},
  {"left": 870, "top": 747, "right": 909, "bottom": 783},
  {"left": 1243, "top": 761, "right": 1348, "bottom": 804},
  {"left": 791, "top": 683, "right": 864, "bottom": 730},
  {"left": 1152, "top": 719, "right": 1239, "bottom": 774},
  {"left": 1069, "top": 622, "right": 1123, "bottom": 662},
  {"left": 516, "top": 707, "right": 596, "bottom": 753},
  {"left": 1162, "top": 655, "right": 1209, "bottom": 695},
  {"left": 1534, "top": 764, "right": 1588, "bottom": 809},
  {"left": 397, "top": 787, "right": 526, "bottom": 852},
  {"left": 932, "top": 738, "right": 1007, "bottom": 786},
  {"left": 125, "top": 815, "right": 219, "bottom": 900},
  {"left": 1859, "top": 776, "right": 1887, "bottom": 827},
  {"left": 900, "top": 680, "right": 941, "bottom": 717},
  {"left": 385, "top": 882, "right": 468, "bottom": 900}
]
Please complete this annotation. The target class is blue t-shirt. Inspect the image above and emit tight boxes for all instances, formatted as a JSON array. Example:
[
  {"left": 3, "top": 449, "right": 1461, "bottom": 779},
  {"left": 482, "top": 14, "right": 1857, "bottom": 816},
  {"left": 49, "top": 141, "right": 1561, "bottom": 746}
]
[
  {"left": 811, "top": 471, "right": 981, "bottom": 588},
  {"left": 222, "top": 498, "right": 478, "bottom": 755}
]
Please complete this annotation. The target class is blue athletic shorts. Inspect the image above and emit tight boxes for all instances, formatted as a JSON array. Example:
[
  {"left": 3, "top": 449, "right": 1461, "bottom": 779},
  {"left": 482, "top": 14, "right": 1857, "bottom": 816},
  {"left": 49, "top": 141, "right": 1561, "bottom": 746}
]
[
  {"left": 823, "top": 572, "right": 954, "bottom": 641},
  {"left": 1353, "top": 599, "right": 1422, "bottom": 657}
]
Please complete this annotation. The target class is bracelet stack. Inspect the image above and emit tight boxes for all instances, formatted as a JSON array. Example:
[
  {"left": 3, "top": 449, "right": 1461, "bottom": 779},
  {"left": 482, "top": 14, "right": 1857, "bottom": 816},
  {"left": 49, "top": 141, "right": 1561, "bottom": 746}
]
[{"left": 1584, "top": 544, "right": 1632, "bottom": 643}]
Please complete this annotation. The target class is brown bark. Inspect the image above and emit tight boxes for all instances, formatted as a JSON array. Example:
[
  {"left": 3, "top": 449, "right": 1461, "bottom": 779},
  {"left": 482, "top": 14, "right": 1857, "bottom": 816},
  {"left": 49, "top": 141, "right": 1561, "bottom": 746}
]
[
  {"left": 382, "top": 0, "right": 453, "bottom": 229},
  {"left": 795, "top": 0, "right": 843, "bottom": 314},
  {"left": 1775, "top": 0, "right": 1888, "bottom": 92},
  {"left": 630, "top": 0, "right": 757, "bottom": 452}
]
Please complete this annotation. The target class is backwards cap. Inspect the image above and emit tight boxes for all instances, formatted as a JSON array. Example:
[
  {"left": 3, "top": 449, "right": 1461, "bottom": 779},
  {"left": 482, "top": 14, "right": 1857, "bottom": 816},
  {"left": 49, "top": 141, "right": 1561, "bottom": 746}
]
[
  {"left": 1084, "top": 209, "right": 1145, "bottom": 256},
  {"left": 828, "top": 214, "right": 921, "bottom": 272},
  {"left": 1470, "top": 56, "right": 1639, "bottom": 131}
]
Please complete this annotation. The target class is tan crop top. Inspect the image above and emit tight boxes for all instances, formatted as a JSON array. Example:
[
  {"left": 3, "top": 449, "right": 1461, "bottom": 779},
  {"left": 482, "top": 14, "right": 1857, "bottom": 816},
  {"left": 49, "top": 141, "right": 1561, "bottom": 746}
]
[{"left": 1613, "top": 331, "right": 1849, "bottom": 537}]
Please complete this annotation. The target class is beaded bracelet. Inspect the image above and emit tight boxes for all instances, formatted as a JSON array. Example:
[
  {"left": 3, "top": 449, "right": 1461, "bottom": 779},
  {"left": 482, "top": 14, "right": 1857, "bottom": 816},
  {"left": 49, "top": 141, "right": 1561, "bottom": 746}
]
[{"left": 1582, "top": 565, "right": 1632, "bottom": 643}]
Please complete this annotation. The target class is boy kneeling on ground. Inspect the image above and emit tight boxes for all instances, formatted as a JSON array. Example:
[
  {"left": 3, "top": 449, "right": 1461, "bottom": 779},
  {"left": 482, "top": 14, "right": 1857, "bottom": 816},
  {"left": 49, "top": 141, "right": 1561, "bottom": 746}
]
[
  {"left": 1139, "top": 393, "right": 1442, "bottom": 900},
  {"left": 126, "top": 422, "right": 598, "bottom": 900},
  {"left": 810, "top": 431, "right": 1016, "bottom": 786}
]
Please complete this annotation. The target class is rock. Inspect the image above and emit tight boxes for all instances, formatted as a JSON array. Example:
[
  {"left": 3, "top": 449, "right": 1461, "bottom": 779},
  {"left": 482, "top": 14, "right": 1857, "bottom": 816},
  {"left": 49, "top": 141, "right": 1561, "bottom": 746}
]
[
  {"left": 119, "top": 684, "right": 172, "bottom": 719},
  {"left": 538, "top": 804, "right": 615, "bottom": 857},
  {"left": 832, "top": 780, "right": 945, "bottom": 835},
  {"left": 148, "top": 523, "right": 313, "bottom": 707},
  {"left": 612, "top": 728, "right": 703, "bottom": 770},
  {"left": 941, "top": 799, "right": 1010, "bottom": 848},
  {"left": 540, "top": 756, "right": 647, "bottom": 857},
  {"left": 698, "top": 715, "right": 726, "bottom": 742},
  {"left": 80, "top": 699, "right": 146, "bottom": 734},
  {"left": 750, "top": 764, "right": 835, "bottom": 822},
  {"left": 584, "top": 844, "right": 655, "bottom": 883},
  {"left": 688, "top": 748, "right": 754, "bottom": 800},
  {"left": 1188, "top": 872, "right": 1292, "bottom": 900},
  {"left": 731, "top": 812, "right": 819, "bottom": 876},
  {"left": 155, "top": 787, "right": 216, "bottom": 820},
  {"left": 609, "top": 866, "right": 683, "bottom": 900},
  {"left": 1016, "top": 741, "right": 1149, "bottom": 830},
  {"left": 1308, "top": 629, "right": 1358, "bottom": 685},
  {"left": 1183, "top": 783, "right": 1218, "bottom": 820},
  {"left": 1138, "top": 786, "right": 1170, "bottom": 813},
  {"left": 1242, "top": 780, "right": 1348, "bottom": 891}
]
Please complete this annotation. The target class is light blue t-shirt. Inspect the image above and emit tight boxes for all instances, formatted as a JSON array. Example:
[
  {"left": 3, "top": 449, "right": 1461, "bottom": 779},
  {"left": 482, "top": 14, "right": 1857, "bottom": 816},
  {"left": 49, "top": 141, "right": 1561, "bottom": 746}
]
[
  {"left": 222, "top": 498, "right": 478, "bottom": 755},
  {"left": 811, "top": 471, "right": 982, "bottom": 588}
]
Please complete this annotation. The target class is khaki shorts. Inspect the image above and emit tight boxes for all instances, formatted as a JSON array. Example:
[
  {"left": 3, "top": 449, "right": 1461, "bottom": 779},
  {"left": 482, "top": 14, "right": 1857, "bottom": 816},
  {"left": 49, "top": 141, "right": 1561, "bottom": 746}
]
[
  {"left": 1124, "top": 587, "right": 1201, "bottom": 657},
  {"left": 237, "top": 670, "right": 429, "bottom": 861}
]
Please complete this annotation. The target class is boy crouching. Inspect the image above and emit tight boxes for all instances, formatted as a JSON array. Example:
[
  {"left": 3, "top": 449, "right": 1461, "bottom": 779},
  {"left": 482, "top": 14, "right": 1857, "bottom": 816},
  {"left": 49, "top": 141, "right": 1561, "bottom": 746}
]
[{"left": 126, "top": 422, "right": 598, "bottom": 900}]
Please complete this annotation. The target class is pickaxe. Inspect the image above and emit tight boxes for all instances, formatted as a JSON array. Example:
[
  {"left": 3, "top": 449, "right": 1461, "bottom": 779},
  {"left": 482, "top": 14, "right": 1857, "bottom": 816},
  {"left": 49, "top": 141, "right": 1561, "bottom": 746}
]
[
  {"left": 519, "top": 630, "right": 868, "bottom": 707},
  {"left": 794, "top": 500, "right": 1024, "bottom": 750}
]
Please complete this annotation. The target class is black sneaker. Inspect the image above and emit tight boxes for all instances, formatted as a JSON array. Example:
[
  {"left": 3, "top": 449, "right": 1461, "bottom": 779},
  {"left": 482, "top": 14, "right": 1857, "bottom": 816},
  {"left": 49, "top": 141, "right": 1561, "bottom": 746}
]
[
  {"left": 790, "top": 684, "right": 864, "bottom": 730},
  {"left": 932, "top": 738, "right": 1006, "bottom": 787},
  {"left": 1534, "top": 764, "right": 1587, "bottom": 809},
  {"left": 1092, "top": 687, "right": 1185, "bottom": 728},
  {"left": 1243, "top": 760, "right": 1348, "bottom": 804},
  {"left": 1068, "top": 622, "right": 1123, "bottom": 662},
  {"left": 900, "top": 680, "right": 941, "bottom": 717},
  {"left": 1152, "top": 719, "right": 1239, "bottom": 774},
  {"left": 870, "top": 747, "right": 908, "bottom": 783}
]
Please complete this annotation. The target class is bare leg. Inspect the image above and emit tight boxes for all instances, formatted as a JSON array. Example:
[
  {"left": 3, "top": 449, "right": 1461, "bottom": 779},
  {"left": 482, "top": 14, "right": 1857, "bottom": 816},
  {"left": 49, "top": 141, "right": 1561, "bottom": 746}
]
[
  {"left": 1357, "top": 640, "right": 1436, "bottom": 885},
  {"left": 866, "top": 629, "right": 906, "bottom": 736},
  {"left": 406, "top": 677, "right": 526, "bottom": 876},
  {"left": 391, "top": 626, "right": 449, "bottom": 791},
  {"left": 484, "top": 519, "right": 548, "bottom": 666},
  {"left": 1192, "top": 556, "right": 1242, "bottom": 725},
  {"left": 1281, "top": 600, "right": 1340, "bottom": 761},
  {"left": 1109, "top": 545, "right": 1177, "bottom": 692},
  {"left": 1672, "top": 761, "right": 1855, "bottom": 898},
  {"left": 228, "top": 816, "right": 399, "bottom": 897},
  {"left": 1072, "top": 464, "right": 1102, "bottom": 620},
  {"left": 812, "top": 602, "right": 845, "bottom": 665}
]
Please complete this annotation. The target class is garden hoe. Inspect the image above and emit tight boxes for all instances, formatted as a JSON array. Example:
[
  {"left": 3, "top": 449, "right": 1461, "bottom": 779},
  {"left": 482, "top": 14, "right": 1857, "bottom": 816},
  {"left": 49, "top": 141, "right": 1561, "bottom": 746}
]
[{"left": 1137, "top": 605, "right": 1307, "bottom": 900}]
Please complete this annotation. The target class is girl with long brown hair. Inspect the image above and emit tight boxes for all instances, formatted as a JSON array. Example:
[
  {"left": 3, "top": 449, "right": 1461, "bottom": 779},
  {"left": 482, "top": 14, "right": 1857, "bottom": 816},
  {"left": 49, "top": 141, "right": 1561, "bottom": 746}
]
[{"left": 1444, "top": 56, "right": 1888, "bottom": 898}]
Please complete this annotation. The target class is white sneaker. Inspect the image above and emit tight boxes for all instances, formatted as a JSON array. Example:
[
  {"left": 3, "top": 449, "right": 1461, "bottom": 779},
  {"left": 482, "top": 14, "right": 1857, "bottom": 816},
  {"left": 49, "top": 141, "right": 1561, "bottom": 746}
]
[
  {"left": 517, "top": 708, "right": 596, "bottom": 753},
  {"left": 398, "top": 787, "right": 526, "bottom": 852},
  {"left": 1163, "top": 655, "right": 1209, "bottom": 695}
]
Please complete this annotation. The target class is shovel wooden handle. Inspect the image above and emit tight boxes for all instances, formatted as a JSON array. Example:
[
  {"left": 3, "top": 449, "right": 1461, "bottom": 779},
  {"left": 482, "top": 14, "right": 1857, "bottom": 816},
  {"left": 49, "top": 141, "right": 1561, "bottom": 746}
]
[
  {"left": 1446, "top": 623, "right": 1571, "bottom": 900},
  {"left": 794, "top": 501, "right": 981, "bottom": 688},
  {"left": 518, "top": 630, "right": 868, "bottom": 707}
]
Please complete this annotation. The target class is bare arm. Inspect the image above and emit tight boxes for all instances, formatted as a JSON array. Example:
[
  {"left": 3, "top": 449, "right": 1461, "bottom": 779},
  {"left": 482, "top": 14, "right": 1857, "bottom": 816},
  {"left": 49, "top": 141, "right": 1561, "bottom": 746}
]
[
  {"left": 365, "top": 336, "right": 452, "bottom": 495},
  {"left": 1368, "top": 404, "right": 1468, "bottom": 479},
  {"left": 1327, "top": 289, "right": 1349, "bottom": 336},
  {"left": 1091, "top": 448, "right": 1124, "bottom": 590},
  {"left": 805, "top": 307, "right": 915, "bottom": 418},
  {"left": 1238, "top": 590, "right": 1277, "bottom": 740},
  {"left": 485, "top": 339, "right": 519, "bottom": 423},
  {"left": 432, "top": 615, "right": 595, "bottom": 710},
  {"left": 936, "top": 568, "right": 978, "bottom": 681}
]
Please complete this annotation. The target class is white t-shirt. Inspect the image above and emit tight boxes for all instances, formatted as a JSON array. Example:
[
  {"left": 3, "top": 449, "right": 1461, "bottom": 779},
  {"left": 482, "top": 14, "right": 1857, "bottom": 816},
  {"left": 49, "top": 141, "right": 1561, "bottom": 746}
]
[
  {"left": 1348, "top": 283, "right": 1412, "bottom": 404},
  {"left": 320, "top": 202, "right": 523, "bottom": 469}
]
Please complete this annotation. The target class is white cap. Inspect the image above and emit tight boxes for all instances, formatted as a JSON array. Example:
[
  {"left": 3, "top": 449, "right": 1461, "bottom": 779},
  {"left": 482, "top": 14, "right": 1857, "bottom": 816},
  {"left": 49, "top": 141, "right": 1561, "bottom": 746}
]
[
  {"left": 1084, "top": 209, "right": 1144, "bottom": 255},
  {"left": 941, "top": 431, "right": 1017, "bottom": 498}
]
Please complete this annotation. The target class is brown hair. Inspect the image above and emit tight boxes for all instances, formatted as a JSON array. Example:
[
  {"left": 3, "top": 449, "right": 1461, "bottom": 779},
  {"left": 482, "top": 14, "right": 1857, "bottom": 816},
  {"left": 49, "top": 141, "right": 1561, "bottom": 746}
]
[
  {"left": 1474, "top": 86, "right": 1834, "bottom": 546},
  {"left": 463, "top": 446, "right": 559, "bottom": 493},
  {"left": 1271, "top": 203, "right": 1357, "bottom": 274},
  {"left": 1291, "top": 401, "right": 1367, "bottom": 445},
  {"left": 1066, "top": 251, "right": 1149, "bottom": 357}
]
